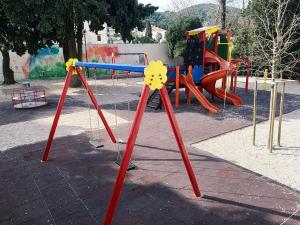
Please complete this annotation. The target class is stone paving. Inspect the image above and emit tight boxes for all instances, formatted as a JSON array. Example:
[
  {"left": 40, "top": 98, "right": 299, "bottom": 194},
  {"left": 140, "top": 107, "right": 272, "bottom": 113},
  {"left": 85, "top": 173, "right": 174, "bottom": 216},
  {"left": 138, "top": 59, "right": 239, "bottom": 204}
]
[{"left": 1, "top": 78, "right": 300, "bottom": 225}]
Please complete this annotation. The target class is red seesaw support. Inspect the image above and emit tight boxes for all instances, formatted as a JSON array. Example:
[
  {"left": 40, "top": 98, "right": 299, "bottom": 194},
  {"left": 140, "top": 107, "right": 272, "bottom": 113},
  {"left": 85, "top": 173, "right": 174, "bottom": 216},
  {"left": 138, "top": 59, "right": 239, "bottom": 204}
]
[
  {"left": 103, "top": 61, "right": 201, "bottom": 225},
  {"left": 41, "top": 64, "right": 117, "bottom": 162}
]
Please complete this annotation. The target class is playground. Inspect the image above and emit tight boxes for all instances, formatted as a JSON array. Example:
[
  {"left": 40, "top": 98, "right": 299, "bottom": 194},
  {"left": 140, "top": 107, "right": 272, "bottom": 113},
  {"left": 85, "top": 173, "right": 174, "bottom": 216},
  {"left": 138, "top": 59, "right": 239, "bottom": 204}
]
[{"left": 1, "top": 26, "right": 300, "bottom": 225}]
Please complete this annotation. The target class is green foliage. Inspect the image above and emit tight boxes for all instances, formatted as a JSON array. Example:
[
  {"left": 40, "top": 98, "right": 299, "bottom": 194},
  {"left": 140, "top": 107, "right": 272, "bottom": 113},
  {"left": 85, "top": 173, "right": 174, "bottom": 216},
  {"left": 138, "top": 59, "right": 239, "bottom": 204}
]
[
  {"left": 106, "top": 1, "right": 158, "bottom": 42},
  {"left": 0, "top": 0, "right": 53, "bottom": 84},
  {"left": 156, "top": 32, "right": 163, "bottom": 42},
  {"left": 132, "top": 36, "right": 156, "bottom": 44},
  {"left": 0, "top": 1, "right": 51, "bottom": 55},
  {"left": 2, "top": 0, "right": 157, "bottom": 57},
  {"left": 166, "top": 17, "right": 202, "bottom": 58},
  {"left": 146, "top": 4, "right": 241, "bottom": 29},
  {"left": 1, "top": 0, "right": 157, "bottom": 86},
  {"left": 146, "top": 12, "right": 172, "bottom": 30}
]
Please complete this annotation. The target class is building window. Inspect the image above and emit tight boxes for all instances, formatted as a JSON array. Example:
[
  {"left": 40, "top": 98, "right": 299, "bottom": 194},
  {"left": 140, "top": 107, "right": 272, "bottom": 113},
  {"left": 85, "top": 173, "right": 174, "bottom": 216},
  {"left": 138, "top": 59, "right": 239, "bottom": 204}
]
[{"left": 97, "top": 35, "right": 101, "bottom": 42}]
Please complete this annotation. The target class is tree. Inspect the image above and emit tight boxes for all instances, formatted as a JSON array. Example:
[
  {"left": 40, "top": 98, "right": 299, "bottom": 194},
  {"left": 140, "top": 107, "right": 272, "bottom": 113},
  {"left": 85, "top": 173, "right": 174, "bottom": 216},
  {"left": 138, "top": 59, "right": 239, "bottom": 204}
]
[
  {"left": 132, "top": 36, "right": 156, "bottom": 44},
  {"left": 156, "top": 32, "right": 163, "bottom": 43},
  {"left": 0, "top": 1, "right": 52, "bottom": 84},
  {"left": 145, "top": 21, "right": 153, "bottom": 39},
  {"left": 3, "top": 0, "right": 157, "bottom": 87},
  {"left": 250, "top": 0, "right": 300, "bottom": 142},
  {"left": 166, "top": 17, "right": 202, "bottom": 58},
  {"left": 231, "top": 1, "right": 254, "bottom": 58},
  {"left": 250, "top": 0, "right": 300, "bottom": 80}
]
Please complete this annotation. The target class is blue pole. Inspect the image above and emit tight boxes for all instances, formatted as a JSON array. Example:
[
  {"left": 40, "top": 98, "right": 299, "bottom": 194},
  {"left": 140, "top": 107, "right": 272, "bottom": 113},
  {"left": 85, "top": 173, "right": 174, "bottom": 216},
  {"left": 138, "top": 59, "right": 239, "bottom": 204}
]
[{"left": 75, "top": 62, "right": 146, "bottom": 73}]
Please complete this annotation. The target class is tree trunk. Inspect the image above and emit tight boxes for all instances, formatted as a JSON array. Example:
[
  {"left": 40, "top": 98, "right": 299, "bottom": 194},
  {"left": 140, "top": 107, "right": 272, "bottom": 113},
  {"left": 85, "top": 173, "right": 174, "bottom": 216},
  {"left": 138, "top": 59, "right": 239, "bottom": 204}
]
[
  {"left": 63, "top": 21, "right": 81, "bottom": 88},
  {"left": 1, "top": 49, "right": 15, "bottom": 85},
  {"left": 268, "top": 44, "right": 277, "bottom": 134},
  {"left": 220, "top": 0, "right": 226, "bottom": 29},
  {"left": 76, "top": 21, "right": 83, "bottom": 61},
  {"left": 62, "top": 41, "right": 70, "bottom": 62}
]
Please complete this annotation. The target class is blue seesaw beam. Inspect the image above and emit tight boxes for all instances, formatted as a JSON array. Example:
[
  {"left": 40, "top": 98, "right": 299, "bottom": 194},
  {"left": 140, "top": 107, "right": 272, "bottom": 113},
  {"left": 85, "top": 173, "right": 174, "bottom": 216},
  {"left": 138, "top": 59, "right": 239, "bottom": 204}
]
[{"left": 75, "top": 62, "right": 146, "bottom": 73}]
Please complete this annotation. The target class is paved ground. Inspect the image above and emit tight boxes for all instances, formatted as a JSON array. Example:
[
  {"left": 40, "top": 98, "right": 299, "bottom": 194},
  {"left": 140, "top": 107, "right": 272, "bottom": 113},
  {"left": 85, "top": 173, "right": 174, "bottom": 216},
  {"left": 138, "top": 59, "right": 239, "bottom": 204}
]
[{"left": 1, "top": 77, "right": 300, "bottom": 225}]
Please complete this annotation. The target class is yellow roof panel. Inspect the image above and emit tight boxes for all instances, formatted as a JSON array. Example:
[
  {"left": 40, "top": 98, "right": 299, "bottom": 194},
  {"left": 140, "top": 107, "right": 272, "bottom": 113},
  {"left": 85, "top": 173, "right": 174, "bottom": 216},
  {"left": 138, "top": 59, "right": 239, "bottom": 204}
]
[{"left": 187, "top": 26, "right": 220, "bottom": 35}]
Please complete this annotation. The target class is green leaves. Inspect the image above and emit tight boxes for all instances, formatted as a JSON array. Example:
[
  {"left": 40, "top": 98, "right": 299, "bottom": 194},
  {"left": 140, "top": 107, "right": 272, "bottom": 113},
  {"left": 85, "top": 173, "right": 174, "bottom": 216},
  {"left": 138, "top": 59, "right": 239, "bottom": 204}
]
[{"left": 166, "top": 17, "right": 202, "bottom": 58}]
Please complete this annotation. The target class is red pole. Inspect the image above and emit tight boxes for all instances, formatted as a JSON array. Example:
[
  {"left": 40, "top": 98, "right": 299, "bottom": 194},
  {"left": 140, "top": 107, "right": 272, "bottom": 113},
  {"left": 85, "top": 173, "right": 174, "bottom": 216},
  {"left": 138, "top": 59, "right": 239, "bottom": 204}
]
[
  {"left": 160, "top": 86, "right": 201, "bottom": 197},
  {"left": 245, "top": 60, "right": 250, "bottom": 95},
  {"left": 175, "top": 66, "right": 180, "bottom": 107},
  {"left": 186, "top": 66, "right": 192, "bottom": 104},
  {"left": 76, "top": 67, "right": 117, "bottom": 143},
  {"left": 103, "top": 85, "right": 150, "bottom": 225},
  {"left": 42, "top": 68, "right": 73, "bottom": 162},
  {"left": 234, "top": 70, "right": 238, "bottom": 94}
]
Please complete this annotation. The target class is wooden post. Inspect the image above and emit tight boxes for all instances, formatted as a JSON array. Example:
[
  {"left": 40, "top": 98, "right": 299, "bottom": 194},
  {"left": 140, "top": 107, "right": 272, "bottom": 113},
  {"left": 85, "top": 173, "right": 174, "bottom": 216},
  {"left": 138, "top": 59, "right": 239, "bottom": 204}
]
[
  {"left": 268, "top": 82, "right": 278, "bottom": 152},
  {"left": 277, "top": 81, "right": 286, "bottom": 146},
  {"left": 253, "top": 79, "right": 258, "bottom": 145}
]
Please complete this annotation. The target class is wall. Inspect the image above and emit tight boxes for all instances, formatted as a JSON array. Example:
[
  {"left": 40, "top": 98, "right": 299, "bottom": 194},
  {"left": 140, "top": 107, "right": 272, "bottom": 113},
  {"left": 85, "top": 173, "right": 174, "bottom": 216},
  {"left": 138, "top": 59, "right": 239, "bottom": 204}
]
[{"left": 0, "top": 44, "right": 182, "bottom": 81}]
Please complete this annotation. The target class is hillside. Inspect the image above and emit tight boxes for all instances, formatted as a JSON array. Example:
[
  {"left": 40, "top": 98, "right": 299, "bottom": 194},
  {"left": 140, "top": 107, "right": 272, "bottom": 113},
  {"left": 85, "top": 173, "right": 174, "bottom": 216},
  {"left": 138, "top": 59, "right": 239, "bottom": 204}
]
[{"left": 147, "top": 3, "right": 241, "bottom": 29}]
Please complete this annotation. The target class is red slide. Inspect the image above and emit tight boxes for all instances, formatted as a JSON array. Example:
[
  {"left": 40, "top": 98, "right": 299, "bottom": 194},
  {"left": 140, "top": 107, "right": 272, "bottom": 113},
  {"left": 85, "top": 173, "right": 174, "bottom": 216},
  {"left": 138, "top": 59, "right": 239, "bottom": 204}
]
[
  {"left": 215, "top": 88, "right": 243, "bottom": 105},
  {"left": 180, "top": 74, "right": 218, "bottom": 113},
  {"left": 202, "top": 50, "right": 243, "bottom": 106},
  {"left": 202, "top": 70, "right": 243, "bottom": 106},
  {"left": 205, "top": 50, "right": 230, "bottom": 70}
]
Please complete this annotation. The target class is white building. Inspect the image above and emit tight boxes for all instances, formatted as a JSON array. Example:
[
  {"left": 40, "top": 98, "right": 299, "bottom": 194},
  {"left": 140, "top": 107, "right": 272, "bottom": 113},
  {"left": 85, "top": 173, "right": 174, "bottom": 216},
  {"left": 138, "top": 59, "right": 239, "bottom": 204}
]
[
  {"left": 84, "top": 22, "right": 166, "bottom": 44},
  {"left": 83, "top": 22, "right": 123, "bottom": 44},
  {"left": 132, "top": 25, "right": 166, "bottom": 43},
  {"left": 151, "top": 26, "right": 166, "bottom": 42}
]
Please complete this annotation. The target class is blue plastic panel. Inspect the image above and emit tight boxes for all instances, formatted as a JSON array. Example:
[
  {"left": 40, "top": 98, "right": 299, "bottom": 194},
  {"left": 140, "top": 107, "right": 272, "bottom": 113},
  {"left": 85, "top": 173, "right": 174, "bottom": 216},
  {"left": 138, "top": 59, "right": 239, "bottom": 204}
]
[
  {"left": 167, "top": 66, "right": 187, "bottom": 79},
  {"left": 192, "top": 65, "right": 204, "bottom": 82},
  {"left": 167, "top": 67, "right": 177, "bottom": 79}
]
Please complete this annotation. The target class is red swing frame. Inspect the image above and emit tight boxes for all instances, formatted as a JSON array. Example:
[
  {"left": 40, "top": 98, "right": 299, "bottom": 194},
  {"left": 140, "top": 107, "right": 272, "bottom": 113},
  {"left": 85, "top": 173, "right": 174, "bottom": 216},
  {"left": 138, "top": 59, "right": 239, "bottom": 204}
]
[{"left": 41, "top": 65, "right": 201, "bottom": 225}]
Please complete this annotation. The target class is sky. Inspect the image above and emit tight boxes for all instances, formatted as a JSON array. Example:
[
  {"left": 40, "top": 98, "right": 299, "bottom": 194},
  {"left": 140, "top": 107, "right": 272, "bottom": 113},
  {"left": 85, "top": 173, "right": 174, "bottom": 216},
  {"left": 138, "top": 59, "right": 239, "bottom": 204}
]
[{"left": 139, "top": 0, "right": 248, "bottom": 12}]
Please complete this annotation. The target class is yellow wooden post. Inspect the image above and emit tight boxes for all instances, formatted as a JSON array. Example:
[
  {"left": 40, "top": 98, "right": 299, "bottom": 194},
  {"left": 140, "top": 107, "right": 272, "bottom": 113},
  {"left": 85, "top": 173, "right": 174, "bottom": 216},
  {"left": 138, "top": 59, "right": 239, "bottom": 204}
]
[
  {"left": 253, "top": 79, "right": 258, "bottom": 145},
  {"left": 263, "top": 68, "right": 268, "bottom": 93},
  {"left": 277, "top": 81, "right": 286, "bottom": 146},
  {"left": 268, "top": 82, "right": 278, "bottom": 153}
]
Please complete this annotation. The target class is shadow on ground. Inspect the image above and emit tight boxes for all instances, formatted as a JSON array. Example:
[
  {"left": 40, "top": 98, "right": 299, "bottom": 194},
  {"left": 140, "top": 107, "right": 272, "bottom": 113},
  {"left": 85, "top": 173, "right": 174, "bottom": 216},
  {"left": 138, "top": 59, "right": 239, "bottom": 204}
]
[
  {"left": 1, "top": 133, "right": 300, "bottom": 225},
  {"left": 2, "top": 81, "right": 300, "bottom": 127}
]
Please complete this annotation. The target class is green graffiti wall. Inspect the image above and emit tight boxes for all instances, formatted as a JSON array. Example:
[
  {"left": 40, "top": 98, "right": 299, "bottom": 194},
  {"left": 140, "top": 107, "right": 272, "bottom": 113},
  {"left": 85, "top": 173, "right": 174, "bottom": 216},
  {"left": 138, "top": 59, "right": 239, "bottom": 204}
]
[{"left": 22, "top": 45, "right": 119, "bottom": 79}]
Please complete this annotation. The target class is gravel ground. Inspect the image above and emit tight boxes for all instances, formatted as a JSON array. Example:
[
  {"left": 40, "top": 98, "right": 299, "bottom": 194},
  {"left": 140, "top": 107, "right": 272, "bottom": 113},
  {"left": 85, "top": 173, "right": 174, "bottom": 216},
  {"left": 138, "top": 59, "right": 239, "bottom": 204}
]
[
  {"left": 0, "top": 77, "right": 143, "bottom": 151},
  {"left": 0, "top": 108, "right": 128, "bottom": 152},
  {"left": 193, "top": 108, "right": 300, "bottom": 192}
]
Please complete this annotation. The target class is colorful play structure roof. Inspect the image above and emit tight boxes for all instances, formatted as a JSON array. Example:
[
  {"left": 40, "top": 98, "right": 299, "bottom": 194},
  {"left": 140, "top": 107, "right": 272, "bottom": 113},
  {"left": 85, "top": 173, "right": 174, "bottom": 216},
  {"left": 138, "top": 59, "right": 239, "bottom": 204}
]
[{"left": 187, "top": 26, "right": 220, "bottom": 36}]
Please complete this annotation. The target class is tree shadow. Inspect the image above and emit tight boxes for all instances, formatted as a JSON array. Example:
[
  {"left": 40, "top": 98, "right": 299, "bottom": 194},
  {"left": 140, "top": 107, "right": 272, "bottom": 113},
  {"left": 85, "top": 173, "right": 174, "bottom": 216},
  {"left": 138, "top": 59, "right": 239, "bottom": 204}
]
[{"left": 1, "top": 133, "right": 299, "bottom": 225}]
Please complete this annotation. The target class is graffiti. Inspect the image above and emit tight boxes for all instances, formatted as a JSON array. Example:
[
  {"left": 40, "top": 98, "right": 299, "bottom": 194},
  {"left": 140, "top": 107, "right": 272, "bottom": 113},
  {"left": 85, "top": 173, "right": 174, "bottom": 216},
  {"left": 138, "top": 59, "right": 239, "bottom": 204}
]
[
  {"left": 86, "top": 45, "right": 119, "bottom": 63},
  {"left": 21, "top": 45, "right": 119, "bottom": 79},
  {"left": 3, "top": 43, "right": 172, "bottom": 80},
  {"left": 22, "top": 45, "right": 64, "bottom": 79}
]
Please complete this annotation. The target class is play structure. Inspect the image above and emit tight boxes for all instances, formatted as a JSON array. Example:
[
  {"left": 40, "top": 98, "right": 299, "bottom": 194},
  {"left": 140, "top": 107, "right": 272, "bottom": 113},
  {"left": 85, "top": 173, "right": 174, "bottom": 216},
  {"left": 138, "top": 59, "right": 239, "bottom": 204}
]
[
  {"left": 11, "top": 87, "right": 48, "bottom": 109},
  {"left": 42, "top": 59, "right": 201, "bottom": 225},
  {"left": 147, "top": 26, "right": 251, "bottom": 113},
  {"left": 111, "top": 52, "right": 149, "bottom": 169},
  {"left": 11, "top": 72, "right": 48, "bottom": 109}
]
